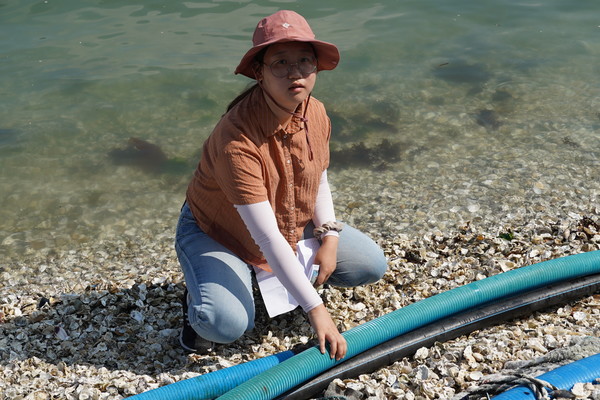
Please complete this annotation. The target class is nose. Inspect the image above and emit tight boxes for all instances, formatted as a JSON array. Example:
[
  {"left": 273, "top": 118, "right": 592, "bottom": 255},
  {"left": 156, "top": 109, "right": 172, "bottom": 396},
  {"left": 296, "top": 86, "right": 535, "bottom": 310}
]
[{"left": 287, "top": 63, "right": 302, "bottom": 78}]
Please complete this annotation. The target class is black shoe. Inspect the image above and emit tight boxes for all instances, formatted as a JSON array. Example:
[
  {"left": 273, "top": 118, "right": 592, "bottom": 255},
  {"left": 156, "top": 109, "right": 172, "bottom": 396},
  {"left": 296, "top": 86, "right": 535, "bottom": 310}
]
[{"left": 179, "top": 288, "right": 214, "bottom": 353}]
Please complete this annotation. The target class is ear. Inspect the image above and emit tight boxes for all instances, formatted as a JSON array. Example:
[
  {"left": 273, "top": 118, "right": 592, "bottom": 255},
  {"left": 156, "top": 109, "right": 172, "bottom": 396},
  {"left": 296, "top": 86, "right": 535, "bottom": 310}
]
[{"left": 252, "top": 62, "right": 263, "bottom": 81}]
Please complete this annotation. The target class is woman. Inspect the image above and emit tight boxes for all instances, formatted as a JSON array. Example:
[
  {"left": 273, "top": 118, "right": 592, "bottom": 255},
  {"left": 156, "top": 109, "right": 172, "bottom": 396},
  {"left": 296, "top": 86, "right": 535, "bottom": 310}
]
[{"left": 175, "top": 10, "right": 387, "bottom": 361}]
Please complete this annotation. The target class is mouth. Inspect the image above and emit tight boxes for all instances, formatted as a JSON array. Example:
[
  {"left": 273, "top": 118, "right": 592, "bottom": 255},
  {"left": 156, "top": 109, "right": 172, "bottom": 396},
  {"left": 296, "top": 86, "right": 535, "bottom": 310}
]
[{"left": 289, "top": 82, "right": 305, "bottom": 90}]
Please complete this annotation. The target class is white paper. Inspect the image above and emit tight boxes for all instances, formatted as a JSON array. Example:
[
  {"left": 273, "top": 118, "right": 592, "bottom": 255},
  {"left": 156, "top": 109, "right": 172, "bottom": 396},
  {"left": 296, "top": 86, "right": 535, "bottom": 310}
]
[{"left": 254, "top": 238, "right": 320, "bottom": 318}]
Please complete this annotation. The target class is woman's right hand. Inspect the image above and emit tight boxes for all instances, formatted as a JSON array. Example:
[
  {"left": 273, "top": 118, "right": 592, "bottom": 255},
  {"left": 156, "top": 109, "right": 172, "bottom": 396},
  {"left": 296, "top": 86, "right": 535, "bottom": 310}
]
[{"left": 307, "top": 304, "right": 347, "bottom": 360}]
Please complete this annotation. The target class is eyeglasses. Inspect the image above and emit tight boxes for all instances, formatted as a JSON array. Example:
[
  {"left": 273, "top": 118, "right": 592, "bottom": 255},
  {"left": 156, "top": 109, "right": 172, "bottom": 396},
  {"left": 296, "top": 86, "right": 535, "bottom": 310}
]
[{"left": 266, "top": 56, "right": 317, "bottom": 78}]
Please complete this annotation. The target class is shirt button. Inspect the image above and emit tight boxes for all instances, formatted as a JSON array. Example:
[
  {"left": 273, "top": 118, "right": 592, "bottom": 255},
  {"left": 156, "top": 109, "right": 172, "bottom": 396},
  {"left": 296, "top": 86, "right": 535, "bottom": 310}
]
[
  {"left": 286, "top": 159, "right": 291, "bottom": 164},
  {"left": 283, "top": 134, "right": 288, "bottom": 139}
]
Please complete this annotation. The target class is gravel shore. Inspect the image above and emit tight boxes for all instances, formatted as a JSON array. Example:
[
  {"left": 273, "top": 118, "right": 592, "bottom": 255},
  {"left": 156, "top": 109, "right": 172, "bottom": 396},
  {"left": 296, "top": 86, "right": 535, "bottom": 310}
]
[{"left": 2, "top": 159, "right": 600, "bottom": 399}]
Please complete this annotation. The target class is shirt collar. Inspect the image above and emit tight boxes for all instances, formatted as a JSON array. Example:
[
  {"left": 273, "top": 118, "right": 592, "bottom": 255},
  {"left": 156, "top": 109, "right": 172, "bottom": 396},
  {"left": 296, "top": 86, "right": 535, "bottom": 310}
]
[{"left": 262, "top": 93, "right": 306, "bottom": 137}]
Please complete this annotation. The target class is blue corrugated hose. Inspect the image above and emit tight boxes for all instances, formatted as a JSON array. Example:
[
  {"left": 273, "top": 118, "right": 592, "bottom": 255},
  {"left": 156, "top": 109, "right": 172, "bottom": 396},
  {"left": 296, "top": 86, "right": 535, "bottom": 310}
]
[
  {"left": 128, "top": 350, "right": 294, "bottom": 399},
  {"left": 131, "top": 251, "right": 600, "bottom": 400},
  {"left": 280, "top": 272, "right": 600, "bottom": 399},
  {"left": 218, "top": 250, "right": 600, "bottom": 400},
  {"left": 492, "top": 352, "right": 600, "bottom": 399}
]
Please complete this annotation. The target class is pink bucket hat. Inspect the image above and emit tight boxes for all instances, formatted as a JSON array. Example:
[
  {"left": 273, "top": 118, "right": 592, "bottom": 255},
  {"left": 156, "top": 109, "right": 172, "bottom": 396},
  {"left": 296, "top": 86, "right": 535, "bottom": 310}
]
[{"left": 235, "top": 10, "right": 340, "bottom": 79}]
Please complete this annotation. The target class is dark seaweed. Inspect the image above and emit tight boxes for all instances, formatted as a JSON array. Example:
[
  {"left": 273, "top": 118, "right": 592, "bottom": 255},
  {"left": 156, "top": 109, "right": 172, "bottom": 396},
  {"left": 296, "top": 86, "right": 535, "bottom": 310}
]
[
  {"left": 491, "top": 89, "right": 513, "bottom": 104},
  {"left": 433, "top": 62, "right": 491, "bottom": 86},
  {"left": 108, "top": 137, "right": 188, "bottom": 174},
  {"left": 330, "top": 139, "right": 401, "bottom": 170},
  {"left": 0, "top": 128, "right": 20, "bottom": 145},
  {"left": 474, "top": 109, "right": 501, "bottom": 130},
  {"left": 562, "top": 137, "right": 579, "bottom": 148}
]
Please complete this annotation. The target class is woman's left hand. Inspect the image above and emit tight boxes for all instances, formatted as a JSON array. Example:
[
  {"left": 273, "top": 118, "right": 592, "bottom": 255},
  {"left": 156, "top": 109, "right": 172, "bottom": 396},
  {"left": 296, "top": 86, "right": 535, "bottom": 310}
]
[{"left": 313, "top": 235, "right": 338, "bottom": 286}]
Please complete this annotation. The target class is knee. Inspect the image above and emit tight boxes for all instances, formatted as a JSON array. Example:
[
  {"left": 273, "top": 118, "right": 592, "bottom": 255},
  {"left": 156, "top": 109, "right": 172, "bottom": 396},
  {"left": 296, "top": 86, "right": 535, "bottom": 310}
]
[
  {"left": 332, "top": 249, "right": 388, "bottom": 287},
  {"left": 372, "top": 254, "right": 388, "bottom": 282},
  {"left": 190, "top": 304, "right": 254, "bottom": 344},
  {"left": 359, "top": 249, "right": 388, "bottom": 284},
  {"left": 352, "top": 238, "right": 388, "bottom": 282},
  {"left": 338, "top": 226, "right": 388, "bottom": 281}
]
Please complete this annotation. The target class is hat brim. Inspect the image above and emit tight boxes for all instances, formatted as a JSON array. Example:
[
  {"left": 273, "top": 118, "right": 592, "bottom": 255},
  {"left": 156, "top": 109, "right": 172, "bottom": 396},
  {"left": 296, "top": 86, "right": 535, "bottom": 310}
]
[{"left": 234, "top": 38, "right": 340, "bottom": 79}]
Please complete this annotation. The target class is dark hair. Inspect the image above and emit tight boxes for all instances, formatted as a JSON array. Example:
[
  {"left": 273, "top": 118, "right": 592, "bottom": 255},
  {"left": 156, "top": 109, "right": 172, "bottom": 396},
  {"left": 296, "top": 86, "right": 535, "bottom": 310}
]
[
  {"left": 226, "top": 47, "right": 268, "bottom": 112},
  {"left": 226, "top": 83, "right": 258, "bottom": 113}
]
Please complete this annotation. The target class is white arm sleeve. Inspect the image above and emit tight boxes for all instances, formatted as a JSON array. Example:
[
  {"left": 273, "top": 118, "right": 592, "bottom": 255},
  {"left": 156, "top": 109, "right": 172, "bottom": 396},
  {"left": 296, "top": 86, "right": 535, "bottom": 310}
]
[
  {"left": 235, "top": 201, "right": 323, "bottom": 312},
  {"left": 312, "top": 170, "right": 339, "bottom": 238}
]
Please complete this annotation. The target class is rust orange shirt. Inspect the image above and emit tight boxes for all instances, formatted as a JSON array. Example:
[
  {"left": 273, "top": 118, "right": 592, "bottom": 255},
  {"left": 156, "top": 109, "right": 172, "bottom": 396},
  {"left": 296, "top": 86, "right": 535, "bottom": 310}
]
[{"left": 186, "top": 86, "right": 331, "bottom": 266}]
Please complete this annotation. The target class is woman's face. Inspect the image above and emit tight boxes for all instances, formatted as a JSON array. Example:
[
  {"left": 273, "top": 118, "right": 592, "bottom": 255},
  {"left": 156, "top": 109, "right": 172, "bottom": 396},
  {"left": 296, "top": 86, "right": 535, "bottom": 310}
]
[{"left": 259, "top": 42, "right": 317, "bottom": 112}]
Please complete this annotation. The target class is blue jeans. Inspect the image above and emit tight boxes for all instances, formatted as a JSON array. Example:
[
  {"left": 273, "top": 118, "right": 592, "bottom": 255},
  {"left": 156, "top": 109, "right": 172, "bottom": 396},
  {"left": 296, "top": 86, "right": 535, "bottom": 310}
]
[{"left": 175, "top": 203, "right": 387, "bottom": 344}]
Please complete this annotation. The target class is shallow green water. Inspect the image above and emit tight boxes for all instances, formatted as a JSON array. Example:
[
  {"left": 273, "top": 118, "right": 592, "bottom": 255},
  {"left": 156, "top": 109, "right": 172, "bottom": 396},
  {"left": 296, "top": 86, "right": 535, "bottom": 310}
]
[{"left": 1, "top": 0, "right": 599, "bottom": 262}]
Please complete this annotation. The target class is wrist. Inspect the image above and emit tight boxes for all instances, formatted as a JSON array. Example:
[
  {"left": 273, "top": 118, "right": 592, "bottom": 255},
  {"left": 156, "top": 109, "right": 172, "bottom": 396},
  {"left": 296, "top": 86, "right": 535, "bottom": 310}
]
[
  {"left": 320, "top": 234, "right": 339, "bottom": 248},
  {"left": 313, "top": 221, "right": 343, "bottom": 240},
  {"left": 307, "top": 303, "right": 328, "bottom": 317}
]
